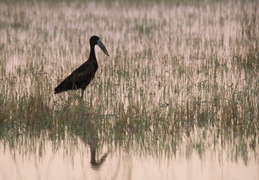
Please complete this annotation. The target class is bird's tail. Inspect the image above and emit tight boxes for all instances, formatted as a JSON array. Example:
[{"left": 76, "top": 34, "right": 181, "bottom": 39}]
[
  {"left": 54, "top": 86, "right": 62, "bottom": 94},
  {"left": 54, "top": 81, "right": 66, "bottom": 94}
]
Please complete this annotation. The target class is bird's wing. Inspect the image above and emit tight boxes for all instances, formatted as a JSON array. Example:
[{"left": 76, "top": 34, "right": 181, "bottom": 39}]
[
  {"left": 54, "top": 61, "right": 96, "bottom": 93},
  {"left": 71, "top": 61, "right": 96, "bottom": 86}
]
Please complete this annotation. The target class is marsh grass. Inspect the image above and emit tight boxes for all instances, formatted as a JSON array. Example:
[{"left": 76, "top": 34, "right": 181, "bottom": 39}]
[{"left": 0, "top": 0, "right": 258, "bottom": 164}]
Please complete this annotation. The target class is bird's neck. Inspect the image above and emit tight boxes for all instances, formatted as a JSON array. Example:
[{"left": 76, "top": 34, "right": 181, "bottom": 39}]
[{"left": 89, "top": 45, "right": 96, "bottom": 60}]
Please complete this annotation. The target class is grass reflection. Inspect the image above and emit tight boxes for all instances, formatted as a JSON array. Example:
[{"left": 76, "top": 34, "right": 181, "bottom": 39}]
[{"left": 0, "top": 95, "right": 257, "bottom": 166}]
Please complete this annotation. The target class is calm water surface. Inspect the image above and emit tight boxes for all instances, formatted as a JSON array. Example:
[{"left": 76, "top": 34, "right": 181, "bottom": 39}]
[{"left": 1, "top": 132, "right": 258, "bottom": 180}]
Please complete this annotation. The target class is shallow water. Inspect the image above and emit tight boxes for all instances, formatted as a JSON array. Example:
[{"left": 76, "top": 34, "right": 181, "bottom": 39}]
[{"left": 1, "top": 136, "right": 258, "bottom": 180}]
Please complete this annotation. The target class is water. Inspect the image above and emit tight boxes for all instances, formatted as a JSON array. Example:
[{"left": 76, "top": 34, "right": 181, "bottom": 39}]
[{"left": 1, "top": 134, "right": 258, "bottom": 180}]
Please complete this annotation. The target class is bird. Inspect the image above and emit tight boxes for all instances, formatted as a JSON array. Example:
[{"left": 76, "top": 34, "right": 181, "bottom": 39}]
[{"left": 54, "top": 35, "right": 109, "bottom": 98}]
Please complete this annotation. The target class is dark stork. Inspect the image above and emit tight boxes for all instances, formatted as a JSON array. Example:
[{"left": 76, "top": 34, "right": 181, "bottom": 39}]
[{"left": 54, "top": 35, "right": 109, "bottom": 98}]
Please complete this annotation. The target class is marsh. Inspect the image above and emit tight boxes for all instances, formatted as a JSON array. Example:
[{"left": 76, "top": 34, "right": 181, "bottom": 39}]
[{"left": 0, "top": 0, "right": 258, "bottom": 179}]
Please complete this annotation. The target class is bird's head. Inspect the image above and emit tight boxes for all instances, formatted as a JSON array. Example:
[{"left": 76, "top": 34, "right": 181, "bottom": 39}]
[{"left": 90, "top": 35, "right": 109, "bottom": 57}]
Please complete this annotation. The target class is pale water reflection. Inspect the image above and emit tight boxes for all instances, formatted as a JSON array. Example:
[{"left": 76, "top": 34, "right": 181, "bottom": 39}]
[{"left": 1, "top": 137, "right": 258, "bottom": 180}]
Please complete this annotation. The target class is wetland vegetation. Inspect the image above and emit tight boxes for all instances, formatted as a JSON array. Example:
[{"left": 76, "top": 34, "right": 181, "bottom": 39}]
[{"left": 0, "top": 0, "right": 258, "bottom": 179}]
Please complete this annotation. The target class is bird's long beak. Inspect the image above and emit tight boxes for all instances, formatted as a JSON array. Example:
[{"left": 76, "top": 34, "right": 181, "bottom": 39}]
[{"left": 97, "top": 40, "right": 109, "bottom": 57}]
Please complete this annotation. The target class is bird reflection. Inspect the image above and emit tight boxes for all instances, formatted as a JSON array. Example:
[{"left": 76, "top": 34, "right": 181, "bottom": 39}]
[
  {"left": 72, "top": 118, "right": 109, "bottom": 170},
  {"left": 90, "top": 144, "right": 109, "bottom": 170}
]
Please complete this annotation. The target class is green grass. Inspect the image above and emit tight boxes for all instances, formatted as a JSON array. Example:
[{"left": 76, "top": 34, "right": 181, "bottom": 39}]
[{"left": 0, "top": 0, "right": 258, "bottom": 164}]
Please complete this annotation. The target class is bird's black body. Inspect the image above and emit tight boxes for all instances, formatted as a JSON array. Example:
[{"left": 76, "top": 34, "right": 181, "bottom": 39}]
[{"left": 54, "top": 36, "right": 109, "bottom": 98}]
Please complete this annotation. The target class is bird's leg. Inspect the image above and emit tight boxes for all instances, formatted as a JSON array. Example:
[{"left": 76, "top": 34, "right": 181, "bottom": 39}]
[{"left": 81, "top": 89, "right": 84, "bottom": 99}]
